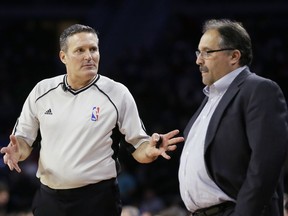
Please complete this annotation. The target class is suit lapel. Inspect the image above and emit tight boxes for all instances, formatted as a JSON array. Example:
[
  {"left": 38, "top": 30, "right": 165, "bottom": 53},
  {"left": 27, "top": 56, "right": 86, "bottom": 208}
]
[{"left": 204, "top": 69, "right": 251, "bottom": 152}]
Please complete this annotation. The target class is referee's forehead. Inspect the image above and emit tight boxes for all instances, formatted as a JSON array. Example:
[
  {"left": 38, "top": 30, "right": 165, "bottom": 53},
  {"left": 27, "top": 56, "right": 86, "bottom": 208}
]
[
  {"left": 67, "top": 33, "right": 99, "bottom": 49},
  {"left": 62, "top": 32, "right": 98, "bottom": 51}
]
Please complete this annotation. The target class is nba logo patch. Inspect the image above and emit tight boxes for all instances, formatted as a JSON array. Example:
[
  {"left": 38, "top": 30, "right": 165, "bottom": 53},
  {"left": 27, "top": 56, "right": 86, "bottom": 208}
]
[{"left": 91, "top": 106, "right": 100, "bottom": 121}]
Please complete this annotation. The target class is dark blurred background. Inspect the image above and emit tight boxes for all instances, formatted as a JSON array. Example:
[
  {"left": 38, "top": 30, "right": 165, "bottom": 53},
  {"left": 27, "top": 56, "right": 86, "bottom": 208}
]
[{"left": 0, "top": 0, "right": 288, "bottom": 215}]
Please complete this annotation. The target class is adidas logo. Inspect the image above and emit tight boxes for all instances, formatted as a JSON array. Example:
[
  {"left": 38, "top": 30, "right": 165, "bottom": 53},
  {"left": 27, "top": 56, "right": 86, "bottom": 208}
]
[{"left": 44, "top": 109, "right": 53, "bottom": 115}]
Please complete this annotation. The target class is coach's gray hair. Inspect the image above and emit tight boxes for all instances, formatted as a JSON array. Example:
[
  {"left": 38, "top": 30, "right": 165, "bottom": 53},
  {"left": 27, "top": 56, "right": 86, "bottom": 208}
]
[{"left": 203, "top": 19, "right": 253, "bottom": 66}]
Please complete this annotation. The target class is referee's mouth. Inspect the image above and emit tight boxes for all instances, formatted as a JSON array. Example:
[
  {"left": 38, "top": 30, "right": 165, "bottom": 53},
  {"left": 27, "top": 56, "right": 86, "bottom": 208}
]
[{"left": 82, "top": 64, "right": 96, "bottom": 69}]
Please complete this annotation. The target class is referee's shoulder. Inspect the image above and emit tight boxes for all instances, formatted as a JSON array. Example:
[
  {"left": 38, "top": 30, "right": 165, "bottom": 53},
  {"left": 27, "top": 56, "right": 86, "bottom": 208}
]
[
  {"left": 37, "top": 74, "right": 64, "bottom": 86},
  {"left": 97, "top": 74, "right": 129, "bottom": 92},
  {"left": 34, "top": 75, "right": 64, "bottom": 94}
]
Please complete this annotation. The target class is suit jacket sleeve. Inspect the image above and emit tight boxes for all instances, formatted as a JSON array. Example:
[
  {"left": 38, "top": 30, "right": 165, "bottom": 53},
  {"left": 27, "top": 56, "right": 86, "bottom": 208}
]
[
  {"left": 232, "top": 77, "right": 288, "bottom": 215},
  {"left": 205, "top": 72, "right": 288, "bottom": 216}
]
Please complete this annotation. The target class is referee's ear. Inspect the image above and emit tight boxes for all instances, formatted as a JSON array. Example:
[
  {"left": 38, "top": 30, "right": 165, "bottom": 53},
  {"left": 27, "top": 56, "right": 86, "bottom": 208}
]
[{"left": 59, "top": 50, "right": 67, "bottom": 65}]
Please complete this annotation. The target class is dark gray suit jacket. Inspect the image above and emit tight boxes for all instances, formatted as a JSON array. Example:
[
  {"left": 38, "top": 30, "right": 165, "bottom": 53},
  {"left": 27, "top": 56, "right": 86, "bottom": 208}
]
[{"left": 184, "top": 68, "right": 288, "bottom": 216}]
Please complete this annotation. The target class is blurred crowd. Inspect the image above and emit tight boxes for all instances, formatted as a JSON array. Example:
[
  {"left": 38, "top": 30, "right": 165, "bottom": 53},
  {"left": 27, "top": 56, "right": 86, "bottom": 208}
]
[{"left": 0, "top": 1, "right": 288, "bottom": 215}]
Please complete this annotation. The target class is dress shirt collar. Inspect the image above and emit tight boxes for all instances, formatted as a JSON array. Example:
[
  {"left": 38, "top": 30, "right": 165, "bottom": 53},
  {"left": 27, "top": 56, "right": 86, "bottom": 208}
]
[{"left": 203, "top": 66, "right": 247, "bottom": 97}]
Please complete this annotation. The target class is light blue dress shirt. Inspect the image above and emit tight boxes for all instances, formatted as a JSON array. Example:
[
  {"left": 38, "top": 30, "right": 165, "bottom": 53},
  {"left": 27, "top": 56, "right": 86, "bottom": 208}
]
[{"left": 179, "top": 66, "right": 247, "bottom": 212}]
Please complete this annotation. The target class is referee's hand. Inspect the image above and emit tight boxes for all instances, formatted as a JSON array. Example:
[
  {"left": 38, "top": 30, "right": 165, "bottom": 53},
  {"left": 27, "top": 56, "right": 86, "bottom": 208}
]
[
  {"left": 1, "top": 135, "right": 22, "bottom": 173},
  {"left": 150, "top": 129, "right": 184, "bottom": 160}
]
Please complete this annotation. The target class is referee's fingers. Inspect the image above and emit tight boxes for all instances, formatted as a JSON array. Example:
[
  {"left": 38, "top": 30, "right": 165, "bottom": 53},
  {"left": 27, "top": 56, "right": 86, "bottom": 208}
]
[
  {"left": 161, "top": 151, "right": 171, "bottom": 160},
  {"left": 7, "top": 159, "right": 21, "bottom": 173}
]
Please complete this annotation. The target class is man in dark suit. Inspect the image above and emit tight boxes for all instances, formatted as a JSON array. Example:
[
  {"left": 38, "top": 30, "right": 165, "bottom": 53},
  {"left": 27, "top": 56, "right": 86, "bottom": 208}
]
[{"left": 179, "top": 19, "right": 288, "bottom": 216}]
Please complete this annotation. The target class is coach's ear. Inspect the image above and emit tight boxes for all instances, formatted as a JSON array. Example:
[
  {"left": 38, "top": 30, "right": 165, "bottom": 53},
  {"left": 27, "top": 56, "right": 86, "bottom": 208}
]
[
  {"left": 230, "top": 49, "right": 241, "bottom": 66},
  {"left": 59, "top": 50, "right": 67, "bottom": 64}
]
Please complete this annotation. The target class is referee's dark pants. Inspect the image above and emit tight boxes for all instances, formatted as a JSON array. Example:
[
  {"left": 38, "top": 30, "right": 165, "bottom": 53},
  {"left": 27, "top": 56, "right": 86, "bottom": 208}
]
[{"left": 32, "top": 178, "right": 122, "bottom": 216}]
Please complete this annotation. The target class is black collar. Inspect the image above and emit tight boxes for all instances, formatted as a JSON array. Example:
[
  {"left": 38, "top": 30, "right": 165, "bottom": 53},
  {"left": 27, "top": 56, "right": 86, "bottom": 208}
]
[{"left": 62, "top": 74, "right": 99, "bottom": 94}]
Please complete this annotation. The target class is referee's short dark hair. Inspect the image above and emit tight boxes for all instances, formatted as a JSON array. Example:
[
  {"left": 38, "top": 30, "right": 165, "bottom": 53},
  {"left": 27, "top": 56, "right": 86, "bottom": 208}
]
[{"left": 59, "top": 24, "right": 98, "bottom": 52}]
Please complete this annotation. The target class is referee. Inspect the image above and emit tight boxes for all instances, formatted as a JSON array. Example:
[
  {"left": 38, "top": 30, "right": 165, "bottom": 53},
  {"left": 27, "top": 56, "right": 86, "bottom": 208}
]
[{"left": 0, "top": 24, "right": 184, "bottom": 216}]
